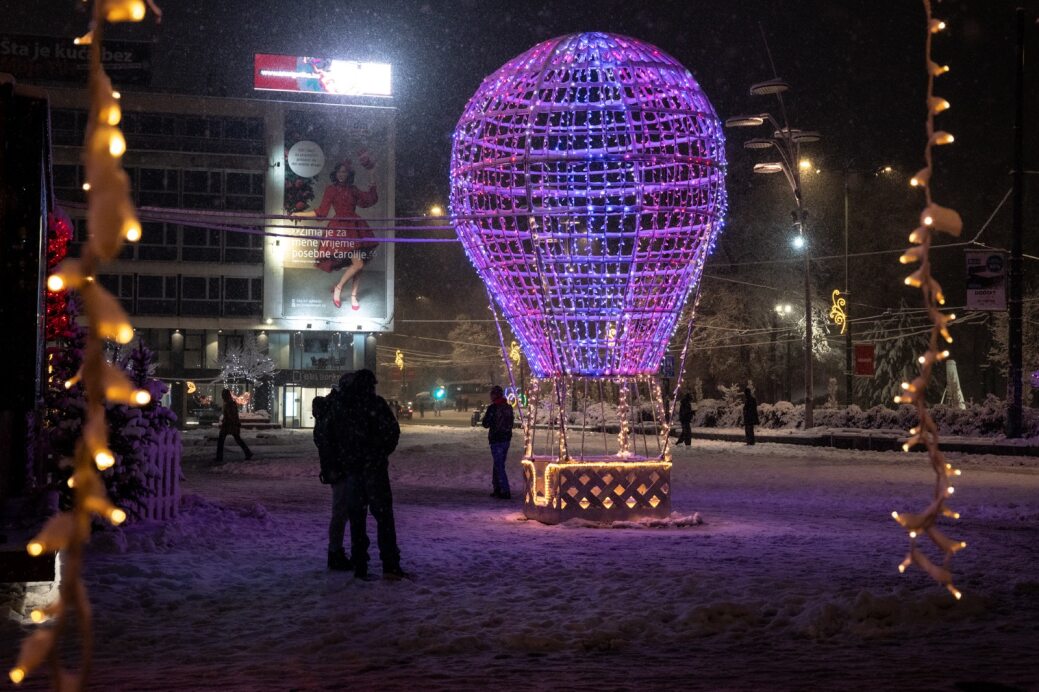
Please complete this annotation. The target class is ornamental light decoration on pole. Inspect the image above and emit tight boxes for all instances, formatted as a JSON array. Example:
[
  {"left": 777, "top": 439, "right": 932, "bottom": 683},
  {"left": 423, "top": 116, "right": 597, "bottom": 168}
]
[
  {"left": 726, "top": 79, "right": 820, "bottom": 427},
  {"left": 802, "top": 163, "right": 896, "bottom": 406}
]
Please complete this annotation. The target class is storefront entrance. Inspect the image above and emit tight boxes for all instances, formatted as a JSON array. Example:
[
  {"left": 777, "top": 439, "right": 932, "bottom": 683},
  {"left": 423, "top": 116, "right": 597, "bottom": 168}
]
[{"left": 275, "top": 369, "right": 342, "bottom": 428}]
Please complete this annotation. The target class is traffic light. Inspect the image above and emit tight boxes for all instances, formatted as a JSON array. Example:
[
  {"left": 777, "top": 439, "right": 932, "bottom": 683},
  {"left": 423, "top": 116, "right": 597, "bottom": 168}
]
[{"left": 433, "top": 386, "right": 446, "bottom": 401}]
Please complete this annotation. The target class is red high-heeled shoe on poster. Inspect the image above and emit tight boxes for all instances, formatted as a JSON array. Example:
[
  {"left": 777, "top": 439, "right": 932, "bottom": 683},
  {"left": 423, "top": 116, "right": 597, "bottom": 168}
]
[
  {"left": 332, "top": 285, "right": 342, "bottom": 309},
  {"left": 351, "top": 294, "right": 361, "bottom": 311}
]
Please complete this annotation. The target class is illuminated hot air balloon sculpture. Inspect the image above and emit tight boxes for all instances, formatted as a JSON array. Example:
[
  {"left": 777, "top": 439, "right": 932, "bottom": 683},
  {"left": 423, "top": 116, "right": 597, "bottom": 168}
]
[{"left": 451, "top": 32, "right": 727, "bottom": 523}]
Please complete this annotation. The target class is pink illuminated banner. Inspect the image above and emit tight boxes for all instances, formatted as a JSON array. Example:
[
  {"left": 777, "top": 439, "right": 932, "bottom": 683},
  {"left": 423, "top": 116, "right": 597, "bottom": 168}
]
[{"left": 253, "top": 54, "right": 392, "bottom": 97}]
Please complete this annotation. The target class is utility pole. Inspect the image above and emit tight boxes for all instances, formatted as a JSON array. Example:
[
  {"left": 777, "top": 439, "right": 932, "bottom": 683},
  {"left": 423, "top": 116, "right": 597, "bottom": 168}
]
[
  {"left": 1006, "top": 7, "right": 1025, "bottom": 437},
  {"left": 800, "top": 203, "right": 814, "bottom": 426},
  {"left": 843, "top": 172, "right": 853, "bottom": 407}
]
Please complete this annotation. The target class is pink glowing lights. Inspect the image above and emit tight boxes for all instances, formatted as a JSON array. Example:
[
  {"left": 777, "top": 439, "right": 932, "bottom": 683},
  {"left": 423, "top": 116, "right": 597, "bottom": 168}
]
[{"left": 450, "top": 32, "right": 727, "bottom": 377}]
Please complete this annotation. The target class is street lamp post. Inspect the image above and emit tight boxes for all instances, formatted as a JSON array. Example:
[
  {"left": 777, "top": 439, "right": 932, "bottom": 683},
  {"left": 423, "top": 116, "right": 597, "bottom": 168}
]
[{"left": 727, "top": 79, "right": 820, "bottom": 427}]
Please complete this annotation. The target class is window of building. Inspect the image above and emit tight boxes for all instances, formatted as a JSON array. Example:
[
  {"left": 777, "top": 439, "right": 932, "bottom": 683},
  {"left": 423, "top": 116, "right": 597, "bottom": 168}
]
[
  {"left": 136, "top": 274, "right": 177, "bottom": 315},
  {"left": 137, "top": 328, "right": 171, "bottom": 370},
  {"left": 183, "top": 170, "right": 224, "bottom": 209},
  {"left": 137, "top": 222, "right": 179, "bottom": 261},
  {"left": 51, "top": 109, "right": 87, "bottom": 145},
  {"left": 222, "top": 277, "right": 262, "bottom": 317},
  {"left": 219, "top": 333, "right": 245, "bottom": 360},
  {"left": 224, "top": 226, "right": 264, "bottom": 263},
  {"left": 181, "top": 227, "right": 221, "bottom": 262},
  {"left": 53, "top": 163, "right": 85, "bottom": 204},
  {"left": 225, "top": 171, "right": 265, "bottom": 213},
  {"left": 183, "top": 331, "right": 204, "bottom": 369},
  {"left": 180, "top": 276, "right": 221, "bottom": 316},
  {"left": 138, "top": 168, "right": 180, "bottom": 207},
  {"left": 138, "top": 113, "right": 177, "bottom": 137},
  {"left": 97, "top": 274, "right": 134, "bottom": 312}
]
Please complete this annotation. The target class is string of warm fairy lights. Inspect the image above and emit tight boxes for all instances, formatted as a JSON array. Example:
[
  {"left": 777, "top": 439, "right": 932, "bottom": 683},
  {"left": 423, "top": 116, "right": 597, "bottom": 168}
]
[
  {"left": 10, "top": 1, "right": 155, "bottom": 686},
  {"left": 890, "top": 0, "right": 966, "bottom": 600}
]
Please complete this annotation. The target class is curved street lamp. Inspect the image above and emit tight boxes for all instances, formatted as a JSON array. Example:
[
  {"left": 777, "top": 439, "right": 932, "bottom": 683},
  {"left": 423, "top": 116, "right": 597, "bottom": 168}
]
[{"left": 727, "top": 80, "right": 820, "bottom": 427}]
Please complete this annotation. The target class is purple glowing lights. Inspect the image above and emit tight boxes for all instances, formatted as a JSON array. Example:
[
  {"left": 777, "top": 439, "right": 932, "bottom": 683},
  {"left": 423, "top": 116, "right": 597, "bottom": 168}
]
[{"left": 450, "top": 32, "right": 727, "bottom": 377}]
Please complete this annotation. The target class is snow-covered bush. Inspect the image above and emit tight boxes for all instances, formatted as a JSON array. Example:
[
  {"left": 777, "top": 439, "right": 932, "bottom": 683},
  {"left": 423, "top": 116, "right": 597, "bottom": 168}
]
[{"left": 758, "top": 401, "right": 800, "bottom": 429}]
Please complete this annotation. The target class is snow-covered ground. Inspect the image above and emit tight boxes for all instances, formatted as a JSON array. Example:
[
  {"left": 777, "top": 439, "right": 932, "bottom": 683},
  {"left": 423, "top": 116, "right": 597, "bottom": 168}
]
[{"left": 4, "top": 425, "right": 1038, "bottom": 691}]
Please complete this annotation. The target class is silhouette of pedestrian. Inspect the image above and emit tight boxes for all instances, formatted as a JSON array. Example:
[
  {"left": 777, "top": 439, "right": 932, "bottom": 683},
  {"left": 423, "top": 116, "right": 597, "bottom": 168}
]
[
  {"left": 677, "top": 392, "right": 694, "bottom": 446},
  {"left": 215, "top": 389, "right": 252, "bottom": 462},
  {"left": 743, "top": 387, "right": 759, "bottom": 445},
  {"left": 314, "top": 376, "right": 352, "bottom": 571},
  {"left": 481, "top": 385, "right": 514, "bottom": 499}
]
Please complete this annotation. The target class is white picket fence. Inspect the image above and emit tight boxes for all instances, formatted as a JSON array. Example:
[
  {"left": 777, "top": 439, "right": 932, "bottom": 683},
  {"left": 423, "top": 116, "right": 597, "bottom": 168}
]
[{"left": 140, "top": 427, "right": 181, "bottom": 521}]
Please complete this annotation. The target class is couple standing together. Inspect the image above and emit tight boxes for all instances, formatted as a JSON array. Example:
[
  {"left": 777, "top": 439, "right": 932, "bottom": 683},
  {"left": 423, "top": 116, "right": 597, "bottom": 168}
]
[{"left": 314, "top": 369, "right": 407, "bottom": 581}]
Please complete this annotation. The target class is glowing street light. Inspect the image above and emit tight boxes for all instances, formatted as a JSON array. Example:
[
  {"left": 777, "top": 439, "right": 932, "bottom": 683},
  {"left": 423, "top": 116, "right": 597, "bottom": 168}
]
[
  {"left": 428, "top": 204, "right": 444, "bottom": 217},
  {"left": 727, "top": 77, "right": 820, "bottom": 427},
  {"left": 791, "top": 235, "right": 806, "bottom": 250}
]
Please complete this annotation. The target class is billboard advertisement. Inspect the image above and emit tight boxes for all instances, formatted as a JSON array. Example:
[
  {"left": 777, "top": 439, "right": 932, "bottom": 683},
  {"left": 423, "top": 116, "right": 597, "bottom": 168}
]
[
  {"left": 965, "top": 250, "right": 1007, "bottom": 311},
  {"left": 266, "top": 106, "right": 394, "bottom": 331},
  {"left": 254, "top": 54, "right": 391, "bottom": 98}
]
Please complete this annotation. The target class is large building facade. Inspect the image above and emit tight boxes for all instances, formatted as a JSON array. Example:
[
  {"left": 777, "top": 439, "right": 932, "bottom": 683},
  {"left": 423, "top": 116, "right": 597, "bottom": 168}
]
[{"left": 46, "top": 84, "right": 396, "bottom": 428}]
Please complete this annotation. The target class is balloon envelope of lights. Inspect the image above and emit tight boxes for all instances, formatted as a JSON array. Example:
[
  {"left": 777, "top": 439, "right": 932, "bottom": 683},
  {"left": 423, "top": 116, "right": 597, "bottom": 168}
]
[{"left": 451, "top": 32, "right": 727, "bottom": 377}]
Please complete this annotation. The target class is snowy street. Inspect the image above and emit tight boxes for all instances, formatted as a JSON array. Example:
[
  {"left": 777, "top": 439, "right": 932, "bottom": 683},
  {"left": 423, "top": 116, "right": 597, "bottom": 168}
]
[{"left": 6, "top": 425, "right": 1038, "bottom": 691}]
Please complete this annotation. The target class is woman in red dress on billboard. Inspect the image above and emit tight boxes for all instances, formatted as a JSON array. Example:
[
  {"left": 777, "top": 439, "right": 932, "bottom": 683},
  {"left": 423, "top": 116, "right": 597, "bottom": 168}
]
[{"left": 292, "top": 155, "right": 377, "bottom": 310}]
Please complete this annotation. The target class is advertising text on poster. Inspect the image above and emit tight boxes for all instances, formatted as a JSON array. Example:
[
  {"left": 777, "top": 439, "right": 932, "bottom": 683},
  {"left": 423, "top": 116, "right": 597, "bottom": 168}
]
[
  {"left": 965, "top": 250, "right": 1007, "bottom": 311},
  {"left": 265, "top": 106, "right": 394, "bottom": 331}
]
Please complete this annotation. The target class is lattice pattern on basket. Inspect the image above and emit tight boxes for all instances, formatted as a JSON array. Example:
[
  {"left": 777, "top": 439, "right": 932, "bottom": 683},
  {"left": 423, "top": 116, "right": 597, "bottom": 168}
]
[
  {"left": 451, "top": 32, "right": 727, "bottom": 377},
  {"left": 553, "top": 464, "right": 670, "bottom": 513}
]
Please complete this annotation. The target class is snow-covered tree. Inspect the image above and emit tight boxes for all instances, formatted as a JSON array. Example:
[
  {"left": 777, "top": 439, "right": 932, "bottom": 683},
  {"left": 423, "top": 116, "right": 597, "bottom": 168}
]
[
  {"left": 986, "top": 289, "right": 1039, "bottom": 399},
  {"left": 855, "top": 302, "right": 934, "bottom": 407},
  {"left": 104, "top": 340, "right": 178, "bottom": 519},
  {"left": 218, "top": 334, "right": 277, "bottom": 411},
  {"left": 447, "top": 314, "right": 506, "bottom": 385}
]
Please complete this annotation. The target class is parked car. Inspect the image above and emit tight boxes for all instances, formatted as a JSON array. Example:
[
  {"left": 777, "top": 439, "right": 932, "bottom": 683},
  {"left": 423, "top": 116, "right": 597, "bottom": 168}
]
[{"left": 388, "top": 399, "right": 414, "bottom": 420}]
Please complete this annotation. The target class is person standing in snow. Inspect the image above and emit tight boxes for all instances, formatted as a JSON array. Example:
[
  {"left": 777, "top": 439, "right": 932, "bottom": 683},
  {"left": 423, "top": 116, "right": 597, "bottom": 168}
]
[
  {"left": 314, "top": 376, "right": 352, "bottom": 571},
  {"left": 333, "top": 369, "right": 407, "bottom": 580},
  {"left": 481, "top": 385, "right": 514, "bottom": 499},
  {"left": 677, "top": 392, "right": 694, "bottom": 446},
  {"left": 215, "top": 388, "right": 252, "bottom": 463},
  {"left": 743, "top": 387, "right": 759, "bottom": 445}
]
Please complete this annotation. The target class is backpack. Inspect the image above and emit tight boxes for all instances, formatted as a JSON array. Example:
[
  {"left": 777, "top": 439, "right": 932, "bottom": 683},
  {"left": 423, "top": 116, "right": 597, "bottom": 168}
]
[{"left": 313, "top": 392, "right": 344, "bottom": 484}]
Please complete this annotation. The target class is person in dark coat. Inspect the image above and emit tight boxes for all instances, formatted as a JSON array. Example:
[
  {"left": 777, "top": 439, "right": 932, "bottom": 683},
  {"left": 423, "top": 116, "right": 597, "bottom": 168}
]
[
  {"left": 677, "top": 392, "right": 694, "bottom": 446},
  {"left": 331, "top": 369, "right": 406, "bottom": 580},
  {"left": 481, "top": 385, "right": 514, "bottom": 499},
  {"left": 743, "top": 387, "right": 759, "bottom": 445},
  {"left": 216, "top": 388, "right": 252, "bottom": 462},
  {"left": 315, "top": 378, "right": 352, "bottom": 571}
]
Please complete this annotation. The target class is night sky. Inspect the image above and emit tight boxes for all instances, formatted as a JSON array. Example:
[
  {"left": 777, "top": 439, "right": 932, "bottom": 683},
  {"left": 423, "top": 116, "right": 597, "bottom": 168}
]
[{"left": 3, "top": 1, "right": 1035, "bottom": 365}]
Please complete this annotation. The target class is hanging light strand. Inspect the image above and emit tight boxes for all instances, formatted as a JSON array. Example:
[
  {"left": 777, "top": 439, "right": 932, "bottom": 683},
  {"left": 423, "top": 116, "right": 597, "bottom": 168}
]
[
  {"left": 11, "top": 1, "right": 157, "bottom": 687},
  {"left": 890, "top": 0, "right": 965, "bottom": 601}
]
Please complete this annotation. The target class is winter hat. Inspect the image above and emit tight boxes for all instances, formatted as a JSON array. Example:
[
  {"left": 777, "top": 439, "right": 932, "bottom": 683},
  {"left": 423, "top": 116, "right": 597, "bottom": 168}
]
[
  {"left": 353, "top": 369, "right": 378, "bottom": 391},
  {"left": 490, "top": 385, "right": 504, "bottom": 397}
]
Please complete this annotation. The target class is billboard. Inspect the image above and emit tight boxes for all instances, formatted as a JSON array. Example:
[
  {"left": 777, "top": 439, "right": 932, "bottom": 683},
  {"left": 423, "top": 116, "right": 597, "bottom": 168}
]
[
  {"left": 265, "top": 106, "right": 394, "bottom": 331},
  {"left": 965, "top": 250, "right": 1007, "bottom": 311},
  {"left": 254, "top": 54, "right": 391, "bottom": 97},
  {"left": 0, "top": 34, "right": 151, "bottom": 85}
]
